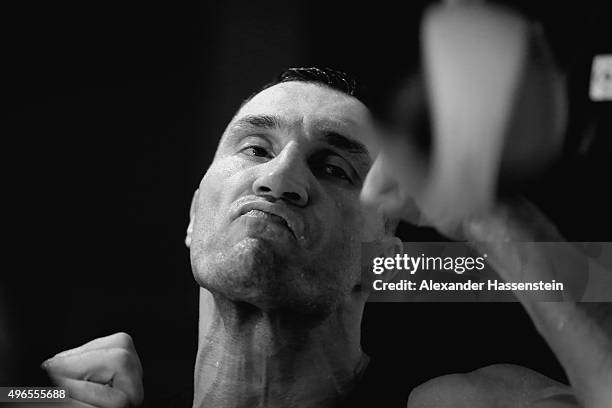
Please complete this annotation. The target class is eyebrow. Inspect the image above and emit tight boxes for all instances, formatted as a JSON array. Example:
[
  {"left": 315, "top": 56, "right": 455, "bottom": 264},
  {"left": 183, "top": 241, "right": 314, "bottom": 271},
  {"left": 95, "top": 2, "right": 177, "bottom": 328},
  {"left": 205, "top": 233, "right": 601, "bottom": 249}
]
[
  {"left": 232, "top": 114, "right": 282, "bottom": 130},
  {"left": 322, "top": 131, "right": 369, "bottom": 157},
  {"left": 230, "top": 113, "right": 371, "bottom": 161}
]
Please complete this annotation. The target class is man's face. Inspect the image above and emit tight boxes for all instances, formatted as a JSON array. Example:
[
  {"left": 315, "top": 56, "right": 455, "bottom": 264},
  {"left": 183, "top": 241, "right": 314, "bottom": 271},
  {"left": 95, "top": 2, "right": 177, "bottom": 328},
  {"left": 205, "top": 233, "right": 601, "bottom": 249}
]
[{"left": 187, "top": 81, "right": 391, "bottom": 316}]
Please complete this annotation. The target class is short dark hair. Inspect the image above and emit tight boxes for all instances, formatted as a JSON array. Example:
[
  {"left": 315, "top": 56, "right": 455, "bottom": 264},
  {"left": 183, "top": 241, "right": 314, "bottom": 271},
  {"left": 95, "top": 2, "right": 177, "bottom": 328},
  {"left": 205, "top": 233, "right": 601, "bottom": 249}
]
[
  {"left": 242, "top": 67, "right": 366, "bottom": 108},
  {"left": 275, "top": 67, "right": 359, "bottom": 96}
]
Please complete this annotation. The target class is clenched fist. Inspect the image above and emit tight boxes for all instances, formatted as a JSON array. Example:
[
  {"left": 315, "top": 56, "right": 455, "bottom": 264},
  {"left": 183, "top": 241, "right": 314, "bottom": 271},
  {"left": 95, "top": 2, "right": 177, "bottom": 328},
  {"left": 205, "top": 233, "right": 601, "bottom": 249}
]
[{"left": 41, "top": 332, "right": 144, "bottom": 408}]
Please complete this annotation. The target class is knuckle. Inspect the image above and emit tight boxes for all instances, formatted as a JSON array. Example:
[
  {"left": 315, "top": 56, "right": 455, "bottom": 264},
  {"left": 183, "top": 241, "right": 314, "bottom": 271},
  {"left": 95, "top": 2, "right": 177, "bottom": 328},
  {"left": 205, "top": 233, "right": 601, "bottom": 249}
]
[
  {"left": 109, "top": 348, "right": 136, "bottom": 372},
  {"left": 111, "top": 332, "right": 135, "bottom": 350}
]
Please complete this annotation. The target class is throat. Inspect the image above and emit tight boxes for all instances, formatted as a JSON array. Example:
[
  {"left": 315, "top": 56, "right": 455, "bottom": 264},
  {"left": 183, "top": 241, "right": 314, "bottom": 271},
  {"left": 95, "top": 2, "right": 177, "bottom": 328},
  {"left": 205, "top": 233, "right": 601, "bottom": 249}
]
[{"left": 193, "top": 291, "right": 367, "bottom": 408}]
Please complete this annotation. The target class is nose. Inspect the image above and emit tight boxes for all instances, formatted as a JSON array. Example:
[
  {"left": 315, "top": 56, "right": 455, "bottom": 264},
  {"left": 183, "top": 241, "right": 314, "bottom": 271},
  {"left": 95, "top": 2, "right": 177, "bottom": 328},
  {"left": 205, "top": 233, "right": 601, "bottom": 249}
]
[{"left": 252, "top": 149, "right": 309, "bottom": 206}]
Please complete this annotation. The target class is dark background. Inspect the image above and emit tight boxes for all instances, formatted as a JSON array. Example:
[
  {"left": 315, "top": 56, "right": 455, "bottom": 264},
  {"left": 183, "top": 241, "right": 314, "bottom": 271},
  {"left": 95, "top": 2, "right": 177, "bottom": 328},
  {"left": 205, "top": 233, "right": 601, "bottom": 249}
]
[{"left": 1, "top": 0, "right": 610, "bottom": 404}]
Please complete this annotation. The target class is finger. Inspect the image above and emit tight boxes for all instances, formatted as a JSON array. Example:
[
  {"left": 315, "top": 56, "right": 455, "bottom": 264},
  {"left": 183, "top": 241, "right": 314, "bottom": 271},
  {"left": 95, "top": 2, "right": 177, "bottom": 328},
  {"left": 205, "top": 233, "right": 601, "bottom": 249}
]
[
  {"left": 43, "top": 347, "right": 141, "bottom": 379},
  {"left": 43, "top": 333, "right": 142, "bottom": 380},
  {"left": 43, "top": 348, "right": 143, "bottom": 404},
  {"left": 51, "top": 376, "right": 131, "bottom": 408},
  {"left": 49, "top": 333, "right": 137, "bottom": 360}
]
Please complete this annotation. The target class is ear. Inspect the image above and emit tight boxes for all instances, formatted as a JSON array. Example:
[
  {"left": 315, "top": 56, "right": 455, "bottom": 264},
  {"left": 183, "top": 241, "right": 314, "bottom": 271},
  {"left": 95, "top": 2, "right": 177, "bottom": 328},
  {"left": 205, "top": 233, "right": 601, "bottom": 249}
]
[
  {"left": 362, "top": 235, "right": 404, "bottom": 293},
  {"left": 378, "top": 235, "right": 404, "bottom": 283},
  {"left": 185, "top": 189, "right": 198, "bottom": 248}
]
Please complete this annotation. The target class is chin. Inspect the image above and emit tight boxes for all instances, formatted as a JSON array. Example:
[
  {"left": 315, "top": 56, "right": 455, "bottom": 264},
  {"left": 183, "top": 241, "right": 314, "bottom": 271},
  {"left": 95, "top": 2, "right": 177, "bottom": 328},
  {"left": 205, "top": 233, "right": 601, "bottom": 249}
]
[
  {"left": 193, "top": 237, "right": 288, "bottom": 301},
  {"left": 192, "top": 238, "right": 343, "bottom": 317}
]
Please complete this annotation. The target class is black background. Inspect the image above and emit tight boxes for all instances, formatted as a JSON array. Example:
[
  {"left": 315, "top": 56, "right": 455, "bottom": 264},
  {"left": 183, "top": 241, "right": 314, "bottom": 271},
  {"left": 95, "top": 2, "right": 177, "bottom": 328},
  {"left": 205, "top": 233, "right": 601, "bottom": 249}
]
[{"left": 1, "top": 0, "right": 611, "bottom": 404}]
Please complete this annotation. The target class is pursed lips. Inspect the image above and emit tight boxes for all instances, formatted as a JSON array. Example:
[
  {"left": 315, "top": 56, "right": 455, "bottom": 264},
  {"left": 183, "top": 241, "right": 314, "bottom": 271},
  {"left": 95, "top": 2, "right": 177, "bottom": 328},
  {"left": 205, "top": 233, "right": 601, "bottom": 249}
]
[{"left": 233, "top": 200, "right": 305, "bottom": 243}]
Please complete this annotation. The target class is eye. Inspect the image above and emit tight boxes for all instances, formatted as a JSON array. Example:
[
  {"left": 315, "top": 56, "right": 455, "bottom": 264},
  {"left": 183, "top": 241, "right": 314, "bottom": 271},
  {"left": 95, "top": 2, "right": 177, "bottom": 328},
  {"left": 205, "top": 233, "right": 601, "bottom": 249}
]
[
  {"left": 241, "top": 145, "right": 272, "bottom": 159},
  {"left": 323, "top": 164, "right": 351, "bottom": 182},
  {"left": 310, "top": 153, "right": 354, "bottom": 184}
]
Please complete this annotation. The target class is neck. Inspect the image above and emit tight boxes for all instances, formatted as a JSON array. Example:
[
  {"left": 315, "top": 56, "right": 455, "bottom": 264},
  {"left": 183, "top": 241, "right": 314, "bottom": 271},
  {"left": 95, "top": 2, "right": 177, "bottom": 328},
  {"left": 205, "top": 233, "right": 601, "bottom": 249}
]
[{"left": 193, "top": 289, "right": 368, "bottom": 408}]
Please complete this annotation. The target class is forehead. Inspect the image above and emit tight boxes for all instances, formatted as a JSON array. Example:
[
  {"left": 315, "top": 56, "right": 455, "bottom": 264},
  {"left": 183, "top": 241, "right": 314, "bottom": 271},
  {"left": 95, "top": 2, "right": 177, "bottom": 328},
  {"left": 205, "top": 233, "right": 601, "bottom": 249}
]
[{"left": 234, "top": 82, "right": 376, "bottom": 145}]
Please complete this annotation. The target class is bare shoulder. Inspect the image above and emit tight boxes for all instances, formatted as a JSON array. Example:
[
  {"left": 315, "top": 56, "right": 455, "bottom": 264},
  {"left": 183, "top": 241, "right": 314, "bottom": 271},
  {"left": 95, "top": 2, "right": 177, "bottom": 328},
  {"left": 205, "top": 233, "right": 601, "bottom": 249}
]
[{"left": 407, "top": 364, "right": 579, "bottom": 408}]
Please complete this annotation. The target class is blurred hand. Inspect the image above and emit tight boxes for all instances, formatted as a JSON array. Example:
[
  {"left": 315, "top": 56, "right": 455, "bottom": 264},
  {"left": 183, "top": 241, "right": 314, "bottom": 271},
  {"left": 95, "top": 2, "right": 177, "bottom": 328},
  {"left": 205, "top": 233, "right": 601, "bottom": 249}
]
[{"left": 41, "top": 332, "right": 144, "bottom": 408}]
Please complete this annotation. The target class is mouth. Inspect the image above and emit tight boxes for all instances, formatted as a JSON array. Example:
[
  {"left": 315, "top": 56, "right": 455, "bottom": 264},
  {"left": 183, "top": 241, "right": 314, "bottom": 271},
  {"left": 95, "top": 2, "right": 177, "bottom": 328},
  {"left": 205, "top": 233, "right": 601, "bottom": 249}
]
[
  {"left": 235, "top": 201, "right": 304, "bottom": 243},
  {"left": 243, "top": 209, "right": 293, "bottom": 235}
]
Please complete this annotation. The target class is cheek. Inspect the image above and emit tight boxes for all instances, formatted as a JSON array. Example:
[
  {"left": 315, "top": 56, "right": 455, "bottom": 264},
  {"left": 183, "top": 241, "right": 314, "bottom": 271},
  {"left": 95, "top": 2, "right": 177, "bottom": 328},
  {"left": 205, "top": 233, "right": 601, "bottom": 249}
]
[
  {"left": 194, "top": 164, "right": 237, "bottom": 232},
  {"left": 327, "top": 196, "right": 371, "bottom": 243},
  {"left": 324, "top": 199, "right": 376, "bottom": 287},
  {"left": 193, "top": 158, "right": 260, "bottom": 238},
  {"left": 336, "top": 194, "right": 388, "bottom": 243},
  {"left": 198, "top": 171, "right": 222, "bottom": 211}
]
